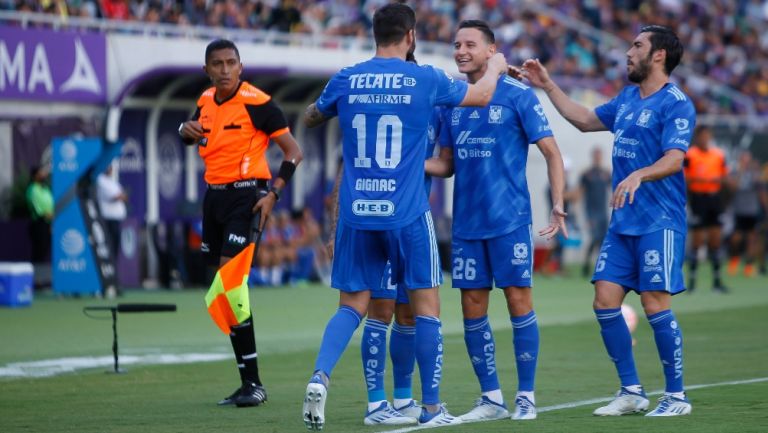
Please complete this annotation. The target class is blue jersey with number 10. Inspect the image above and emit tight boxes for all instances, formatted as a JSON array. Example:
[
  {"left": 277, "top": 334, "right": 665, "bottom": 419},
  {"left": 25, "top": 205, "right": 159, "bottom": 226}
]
[
  {"left": 595, "top": 83, "right": 695, "bottom": 236},
  {"left": 316, "top": 57, "right": 468, "bottom": 230}
]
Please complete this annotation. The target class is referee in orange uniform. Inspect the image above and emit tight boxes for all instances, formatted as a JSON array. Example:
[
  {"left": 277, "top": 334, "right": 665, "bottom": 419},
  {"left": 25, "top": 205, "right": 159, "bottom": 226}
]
[
  {"left": 179, "top": 39, "right": 303, "bottom": 407},
  {"left": 683, "top": 125, "right": 728, "bottom": 293}
]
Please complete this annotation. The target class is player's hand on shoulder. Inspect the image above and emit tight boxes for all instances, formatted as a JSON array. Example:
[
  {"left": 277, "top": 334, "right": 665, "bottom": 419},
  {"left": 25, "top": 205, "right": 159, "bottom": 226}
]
[
  {"left": 520, "top": 59, "right": 552, "bottom": 89},
  {"left": 507, "top": 65, "right": 524, "bottom": 81},
  {"left": 488, "top": 52, "right": 509, "bottom": 76}
]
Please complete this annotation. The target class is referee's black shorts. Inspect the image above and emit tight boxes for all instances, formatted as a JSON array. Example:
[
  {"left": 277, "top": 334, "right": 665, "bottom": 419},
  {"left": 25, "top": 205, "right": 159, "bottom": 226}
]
[
  {"left": 687, "top": 192, "right": 724, "bottom": 229},
  {"left": 202, "top": 179, "right": 267, "bottom": 264}
]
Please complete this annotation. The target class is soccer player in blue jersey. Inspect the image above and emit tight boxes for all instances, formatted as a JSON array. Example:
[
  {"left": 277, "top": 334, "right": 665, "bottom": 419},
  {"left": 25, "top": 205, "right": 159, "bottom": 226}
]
[
  {"left": 521, "top": 25, "right": 694, "bottom": 417},
  {"left": 300, "top": 4, "right": 509, "bottom": 430},
  {"left": 426, "top": 20, "right": 568, "bottom": 422}
]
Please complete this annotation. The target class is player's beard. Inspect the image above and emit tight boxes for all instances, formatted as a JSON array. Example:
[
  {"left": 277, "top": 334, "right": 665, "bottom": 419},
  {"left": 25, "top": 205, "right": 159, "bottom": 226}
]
[
  {"left": 628, "top": 52, "right": 652, "bottom": 83},
  {"left": 406, "top": 40, "right": 417, "bottom": 64}
]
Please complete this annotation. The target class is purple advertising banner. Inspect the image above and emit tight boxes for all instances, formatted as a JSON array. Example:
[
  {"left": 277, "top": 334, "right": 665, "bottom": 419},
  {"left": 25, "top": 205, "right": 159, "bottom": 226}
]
[{"left": 0, "top": 26, "right": 106, "bottom": 103}]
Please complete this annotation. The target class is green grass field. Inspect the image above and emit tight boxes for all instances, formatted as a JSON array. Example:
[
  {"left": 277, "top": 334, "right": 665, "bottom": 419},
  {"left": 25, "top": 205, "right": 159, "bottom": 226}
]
[{"left": 1, "top": 267, "right": 767, "bottom": 432}]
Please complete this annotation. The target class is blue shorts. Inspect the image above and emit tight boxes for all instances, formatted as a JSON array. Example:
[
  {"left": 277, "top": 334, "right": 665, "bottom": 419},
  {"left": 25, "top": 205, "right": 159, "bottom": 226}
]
[
  {"left": 591, "top": 228, "right": 685, "bottom": 294},
  {"left": 451, "top": 224, "right": 533, "bottom": 289},
  {"left": 370, "top": 261, "right": 410, "bottom": 304},
  {"left": 331, "top": 210, "right": 442, "bottom": 293}
]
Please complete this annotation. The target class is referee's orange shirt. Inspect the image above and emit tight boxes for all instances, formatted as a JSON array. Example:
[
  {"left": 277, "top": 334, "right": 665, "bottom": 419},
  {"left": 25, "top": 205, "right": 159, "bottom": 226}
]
[
  {"left": 195, "top": 82, "right": 290, "bottom": 184},
  {"left": 684, "top": 146, "right": 727, "bottom": 194}
]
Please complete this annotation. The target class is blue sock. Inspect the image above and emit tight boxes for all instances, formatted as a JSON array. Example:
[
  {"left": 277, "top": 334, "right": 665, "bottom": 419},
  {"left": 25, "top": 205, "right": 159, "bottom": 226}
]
[
  {"left": 415, "top": 315, "right": 442, "bottom": 405},
  {"left": 313, "top": 305, "right": 362, "bottom": 379},
  {"left": 511, "top": 311, "right": 539, "bottom": 392},
  {"left": 463, "top": 315, "right": 500, "bottom": 393},
  {"left": 390, "top": 322, "right": 416, "bottom": 400},
  {"left": 595, "top": 308, "right": 640, "bottom": 387},
  {"left": 648, "top": 310, "right": 684, "bottom": 393},
  {"left": 362, "top": 318, "right": 389, "bottom": 403}
]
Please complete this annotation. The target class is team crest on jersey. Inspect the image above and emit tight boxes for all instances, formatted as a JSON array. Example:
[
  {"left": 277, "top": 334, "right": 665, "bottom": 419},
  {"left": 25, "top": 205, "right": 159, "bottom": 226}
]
[
  {"left": 451, "top": 108, "right": 462, "bottom": 126},
  {"left": 636, "top": 109, "right": 653, "bottom": 127},
  {"left": 488, "top": 105, "right": 503, "bottom": 124}
]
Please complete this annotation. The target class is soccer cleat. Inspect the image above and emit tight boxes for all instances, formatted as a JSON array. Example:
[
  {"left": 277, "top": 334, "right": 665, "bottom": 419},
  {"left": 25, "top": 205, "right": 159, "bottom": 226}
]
[
  {"left": 303, "top": 382, "right": 327, "bottom": 430},
  {"left": 234, "top": 382, "right": 267, "bottom": 407},
  {"left": 593, "top": 387, "right": 649, "bottom": 416},
  {"left": 363, "top": 401, "right": 417, "bottom": 425},
  {"left": 511, "top": 395, "right": 537, "bottom": 420},
  {"left": 645, "top": 394, "right": 692, "bottom": 417},
  {"left": 217, "top": 386, "right": 241, "bottom": 406},
  {"left": 459, "top": 396, "right": 509, "bottom": 422},
  {"left": 418, "top": 404, "right": 463, "bottom": 426},
  {"left": 394, "top": 400, "right": 423, "bottom": 419}
]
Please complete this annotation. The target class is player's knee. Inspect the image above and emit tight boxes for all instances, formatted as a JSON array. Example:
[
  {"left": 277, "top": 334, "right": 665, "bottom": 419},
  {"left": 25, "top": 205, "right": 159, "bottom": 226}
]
[
  {"left": 394, "top": 303, "right": 415, "bottom": 326},
  {"left": 368, "top": 299, "right": 395, "bottom": 322}
]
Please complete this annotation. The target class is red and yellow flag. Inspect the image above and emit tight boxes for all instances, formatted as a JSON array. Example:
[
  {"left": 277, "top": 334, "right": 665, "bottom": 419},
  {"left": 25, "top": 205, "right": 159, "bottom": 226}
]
[{"left": 204, "top": 243, "right": 254, "bottom": 334}]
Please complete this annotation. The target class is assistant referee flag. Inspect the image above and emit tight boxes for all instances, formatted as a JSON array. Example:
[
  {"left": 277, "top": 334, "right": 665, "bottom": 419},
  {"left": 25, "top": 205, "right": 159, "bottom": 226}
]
[{"left": 204, "top": 243, "right": 254, "bottom": 334}]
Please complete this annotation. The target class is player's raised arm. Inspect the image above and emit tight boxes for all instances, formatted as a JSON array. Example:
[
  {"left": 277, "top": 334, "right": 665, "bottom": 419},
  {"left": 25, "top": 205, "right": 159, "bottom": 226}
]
[
  {"left": 460, "top": 52, "right": 508, "bottom": 106},
  {"left": 521, "top": 59, "right": 606, "bottom": 132}
]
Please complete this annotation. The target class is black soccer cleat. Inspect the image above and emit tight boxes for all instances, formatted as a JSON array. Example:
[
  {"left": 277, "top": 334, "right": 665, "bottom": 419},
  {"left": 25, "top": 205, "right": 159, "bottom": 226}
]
[
  {"left": 234, "top": 382, "right": 268, "bottom": 407},
  {"left": 218, "top": 386, "right": 242, "bottom": 406}
]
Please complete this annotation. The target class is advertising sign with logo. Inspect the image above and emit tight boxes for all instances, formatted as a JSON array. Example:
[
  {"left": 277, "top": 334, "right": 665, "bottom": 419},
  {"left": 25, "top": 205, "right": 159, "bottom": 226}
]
[{"left": 0, "top": 26, "right": 106, "bottom": 103}]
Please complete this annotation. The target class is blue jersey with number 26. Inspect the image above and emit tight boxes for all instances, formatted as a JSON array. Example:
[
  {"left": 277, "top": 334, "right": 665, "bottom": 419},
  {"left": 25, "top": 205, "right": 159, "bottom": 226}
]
[
  {"left": 595, "top": 83, "right": 695, "bottom": 236},
  {"left": 316, "top": 57, "right": 468, "bottom": 230}
]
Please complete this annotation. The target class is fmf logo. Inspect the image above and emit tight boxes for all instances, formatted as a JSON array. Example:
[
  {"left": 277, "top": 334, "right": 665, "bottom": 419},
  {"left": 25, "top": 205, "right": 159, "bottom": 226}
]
[{"left": 228, "top": 234, "right": 246, "bottom": 245}]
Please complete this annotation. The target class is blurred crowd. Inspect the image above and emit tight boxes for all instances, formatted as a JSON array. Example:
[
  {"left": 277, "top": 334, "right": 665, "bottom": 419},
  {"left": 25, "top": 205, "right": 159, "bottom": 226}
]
[{"left": 5, "top": 0, "right": 768, "bottom": 116}]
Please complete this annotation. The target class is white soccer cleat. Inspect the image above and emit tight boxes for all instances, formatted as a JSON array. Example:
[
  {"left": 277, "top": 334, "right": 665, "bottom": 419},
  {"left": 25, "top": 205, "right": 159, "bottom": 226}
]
[
  {"left": 593, "top": 387, "right": 649, "bottom": 416},
  {"left": 363, "top": 401, "right": 418, "bottom": 425},
  {"left": 645, "top": 394, "right": 692, "bottom": 417},
  {"left": 459, "top": 396, "right": 509, "bottom": 422},
  {"left": 394, "top": 400, "right": 423, "bottom": 419},
  {"left": 511, "top": 395, "right": 537, "bottom": 420},
  {"left": 303, "top": 382, "right": 327, "bottom": 430},
  {"left": 418, "top": 403, "right": 464, "bottom": 426}
]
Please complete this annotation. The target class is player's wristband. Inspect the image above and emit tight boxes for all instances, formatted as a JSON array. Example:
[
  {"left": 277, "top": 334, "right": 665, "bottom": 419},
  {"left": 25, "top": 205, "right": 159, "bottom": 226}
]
[
  {"left": 277, "top": 160, "right": 297, "bottom": 184},
  {"left": 268, "top": 186, "right": 281, "bottom": 202}
]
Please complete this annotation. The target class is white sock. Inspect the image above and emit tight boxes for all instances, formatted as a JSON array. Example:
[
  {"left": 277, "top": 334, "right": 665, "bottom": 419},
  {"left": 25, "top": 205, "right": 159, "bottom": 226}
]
[
  {"left": 393, "top": 398, "right": 413, "bottom": 410},
  {"left": 516, "top": 391, "right": 535, "bottom": 405},
  {"left": 482, "top": 389, "right": 504, "bottom": 405},
  {"left": 368, "top": 400, "right": 386, "bottom": 412}
]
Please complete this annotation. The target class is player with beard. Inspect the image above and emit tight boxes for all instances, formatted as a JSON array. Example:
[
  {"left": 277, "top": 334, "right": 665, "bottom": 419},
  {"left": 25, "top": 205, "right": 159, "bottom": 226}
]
[{"left": 521, "top": 25, "right": 694, "bottom": 416}]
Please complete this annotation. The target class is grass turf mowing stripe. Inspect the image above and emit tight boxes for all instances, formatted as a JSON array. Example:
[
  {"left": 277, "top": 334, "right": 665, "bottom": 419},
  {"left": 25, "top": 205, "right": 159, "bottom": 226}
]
[{"left": 375, "top": 377, "right": 768, "bottom": 433}]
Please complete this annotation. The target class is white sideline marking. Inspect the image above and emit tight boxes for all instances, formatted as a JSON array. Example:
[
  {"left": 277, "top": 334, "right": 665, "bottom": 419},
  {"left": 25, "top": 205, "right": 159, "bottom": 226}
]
[
  {"left": 0, "top": 353, "right": 230, "bottom": 378},
  {"left": 376, "top": 377, "right": 768, "bottom": 433}
]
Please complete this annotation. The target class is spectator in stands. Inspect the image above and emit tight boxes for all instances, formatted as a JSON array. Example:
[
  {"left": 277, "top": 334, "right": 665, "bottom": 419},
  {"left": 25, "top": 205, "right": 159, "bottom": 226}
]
[
  {"left": 684, "top": 125, "right": 729, "bottom": 293},
  {"left": 726, "top": 150, "right": 767, "bottom": 278}
]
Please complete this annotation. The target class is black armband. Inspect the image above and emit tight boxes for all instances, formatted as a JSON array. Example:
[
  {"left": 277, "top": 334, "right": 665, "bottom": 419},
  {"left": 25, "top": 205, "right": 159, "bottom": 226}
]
[{"left": 277, "top": 160, "right": 297, "bottom": 184}]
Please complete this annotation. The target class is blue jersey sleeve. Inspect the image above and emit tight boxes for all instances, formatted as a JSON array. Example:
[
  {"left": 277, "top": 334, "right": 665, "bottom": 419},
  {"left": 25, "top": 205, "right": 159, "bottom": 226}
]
[
  {"left": 516, "top": 89, "right": 554, "bottom": 144},
  {"left": 315, "top": 70, "right": 349, "bottom": 118},
  {"left": 661, "top": 99, "right": 696, "bottom": 153},
  {"left": 438, "top": 107, "right": 453, "bottom": 148},
  {"left": 595, "top": 94, "right": 621, "bottom": 131},
  {"left": 429, "top": 66, "right": 468, "bottom": 107}
]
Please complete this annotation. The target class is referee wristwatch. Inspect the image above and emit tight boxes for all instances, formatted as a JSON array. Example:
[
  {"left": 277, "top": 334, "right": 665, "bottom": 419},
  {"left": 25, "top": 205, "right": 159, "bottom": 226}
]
[{"left": 268, "top": 186, "right": 282, "bottom": 201}]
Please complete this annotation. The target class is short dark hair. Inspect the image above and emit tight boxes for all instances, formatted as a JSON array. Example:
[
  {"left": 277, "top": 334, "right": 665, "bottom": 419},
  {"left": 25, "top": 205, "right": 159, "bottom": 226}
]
[
  {"left": 205, "top": 39, "right": 240, "bottom": 64},
  {"left": 639, "top": 25, "right": 683, "bottom": 75},
  {"left": 372, "top": 3, "right": 415, "bottom": 47},
  {"left": 457, "top": 20, "right": 495, "bottom": 44}
]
